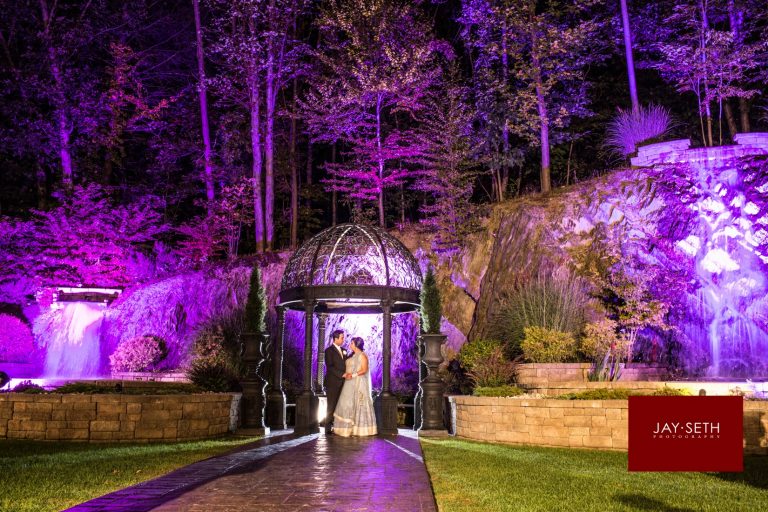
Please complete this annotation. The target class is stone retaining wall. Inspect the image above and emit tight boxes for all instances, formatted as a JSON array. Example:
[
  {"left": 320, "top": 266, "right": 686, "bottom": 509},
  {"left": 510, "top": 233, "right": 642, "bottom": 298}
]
[
  {"left": 516, "top": 363, "right": 669, "bottom": 389},
  {"left": 0, "top": 393, "right": 239, "bottom": 442},
  {"left": 450, "top": 396, "right": 768, "bottom": 454}
]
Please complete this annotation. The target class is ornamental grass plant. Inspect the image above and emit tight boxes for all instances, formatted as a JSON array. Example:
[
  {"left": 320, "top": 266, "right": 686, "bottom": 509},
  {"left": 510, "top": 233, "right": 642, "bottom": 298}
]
[{"left": 491, "top": 274, "right": 588, "bottom": 357}]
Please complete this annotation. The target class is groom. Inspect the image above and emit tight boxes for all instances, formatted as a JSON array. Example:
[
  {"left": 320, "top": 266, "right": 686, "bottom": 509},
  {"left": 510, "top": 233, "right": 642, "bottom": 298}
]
[{"left": 324, "top": 329, "right": 351, "bottom": 434}]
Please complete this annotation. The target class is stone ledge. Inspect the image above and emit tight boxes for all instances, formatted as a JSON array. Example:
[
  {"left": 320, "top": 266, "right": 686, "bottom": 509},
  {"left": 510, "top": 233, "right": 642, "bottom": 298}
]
[
  {"left": 451, "top": 395, "right": 768, "bottom": 454},
  {"left": 0, "top": 392, "right": 240, "bottom": 442}
]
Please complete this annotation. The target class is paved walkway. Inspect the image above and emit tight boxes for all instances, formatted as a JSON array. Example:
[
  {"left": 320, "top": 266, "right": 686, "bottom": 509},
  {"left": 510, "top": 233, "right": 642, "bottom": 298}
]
[{"left": 66, "top": 430, "right": 437, "bottom": 512}]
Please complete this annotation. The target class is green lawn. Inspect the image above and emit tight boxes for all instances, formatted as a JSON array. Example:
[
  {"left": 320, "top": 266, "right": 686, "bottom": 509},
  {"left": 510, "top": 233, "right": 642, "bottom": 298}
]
[
  {"left": 421, "top": 438, "right": 768, "bottom": 512},
  {"left": 0, "top": 436, "right": 261, "bottom": 512}
]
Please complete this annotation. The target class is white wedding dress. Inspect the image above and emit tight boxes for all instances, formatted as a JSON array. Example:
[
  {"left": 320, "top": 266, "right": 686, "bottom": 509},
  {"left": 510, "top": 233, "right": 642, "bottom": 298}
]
[{"left": 332, "top": 352, "right": 377, "bottom": 437}]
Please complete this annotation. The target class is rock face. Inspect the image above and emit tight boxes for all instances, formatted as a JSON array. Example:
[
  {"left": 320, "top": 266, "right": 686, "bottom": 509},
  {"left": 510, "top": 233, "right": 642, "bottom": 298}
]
[{"left": 402, "top": 150, "right": 768, "bottom": 378}]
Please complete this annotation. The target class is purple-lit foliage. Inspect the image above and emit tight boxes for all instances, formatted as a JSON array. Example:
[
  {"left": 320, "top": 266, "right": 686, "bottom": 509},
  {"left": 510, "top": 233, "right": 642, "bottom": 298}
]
[
  {"left": 109, "top": 335, "right": 168, "bottom": 373},
  {"left": 0, "top": 185, "right": 168, "bottom": 303},
  {"left": 460, "top": 0, "right": 607, "bottom": 194},
  {"left": 639, "top": 0, "right": 766, "bottom": 145},
  {"left": 412, "top": 73, "right": 480, "bottom": 253},
  {"left": 0, "top": 314, "right": 35, "bottom": 363},
  {"left": 304, "top": 0, "right": 450, "bottom": 226}
]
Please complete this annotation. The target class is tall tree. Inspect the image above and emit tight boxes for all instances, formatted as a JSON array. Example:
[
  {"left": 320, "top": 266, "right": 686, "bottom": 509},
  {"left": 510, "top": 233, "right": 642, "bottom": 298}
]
[
  {"left": 413, "top": 75, "right": 479, "bottom": 252},
  {"left": 494, "top": 0, "right": 605, "bottom": 193},
  {"left": 619, "top": 0, "right": 640, "bottom": 114},
  {"left": 651, "top": 0, "right": 762, "bottom": 146},
  {"left": 192, "top": 0, "right": 216, "bottom": 205},
  {"left": 459, "top": 0, "right": 520, "bottom": 202},
  {"left": 305, "top": 0, "right": 447, "bottom": 227}
]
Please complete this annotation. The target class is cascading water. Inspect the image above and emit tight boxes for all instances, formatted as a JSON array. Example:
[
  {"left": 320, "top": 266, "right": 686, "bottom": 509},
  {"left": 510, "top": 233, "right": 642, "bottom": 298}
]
[
  {"left": 42, "top": 301, "right": 106, "bottom": 378},
  {"left": 676, "top": 148, "right": 768, "bottom": 377}
]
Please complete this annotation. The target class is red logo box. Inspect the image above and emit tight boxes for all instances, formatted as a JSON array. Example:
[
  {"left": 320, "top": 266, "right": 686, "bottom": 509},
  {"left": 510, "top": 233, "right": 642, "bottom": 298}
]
[{"left": 628, "top": 396, "right": 743, "bottom": 472}]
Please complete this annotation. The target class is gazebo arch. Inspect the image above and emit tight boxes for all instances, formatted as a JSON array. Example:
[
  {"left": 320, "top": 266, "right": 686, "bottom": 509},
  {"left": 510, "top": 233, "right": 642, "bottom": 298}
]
[{"left": 266, "top": 223, "right": 422, "bottom": 435}]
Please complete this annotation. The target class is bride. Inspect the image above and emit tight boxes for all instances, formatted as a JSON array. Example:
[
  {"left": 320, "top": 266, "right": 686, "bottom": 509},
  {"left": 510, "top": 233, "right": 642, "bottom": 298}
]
[{"left": 332, "top": 337, "right": 377, "bottom": 437}]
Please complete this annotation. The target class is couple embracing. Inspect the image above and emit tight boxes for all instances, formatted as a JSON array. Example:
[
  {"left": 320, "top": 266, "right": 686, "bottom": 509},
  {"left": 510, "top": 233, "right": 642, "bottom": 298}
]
[{"left": 324, "top": 330, "right": 377, "bottom": 437}]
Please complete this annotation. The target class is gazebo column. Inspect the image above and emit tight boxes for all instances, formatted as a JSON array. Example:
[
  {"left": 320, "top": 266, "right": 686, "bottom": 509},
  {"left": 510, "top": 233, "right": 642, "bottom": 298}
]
[
  {"left": 377, "top": 300, "right": 398, "bottom": 435},
  {"left": 266, "top": 306, "right": 286, "bottom": 430},
  {"left": 316, "top": 312, "right": 328, "bottom": 391},
  {"left": 295, "top": 300, "right": 319, "bottom": 435}
]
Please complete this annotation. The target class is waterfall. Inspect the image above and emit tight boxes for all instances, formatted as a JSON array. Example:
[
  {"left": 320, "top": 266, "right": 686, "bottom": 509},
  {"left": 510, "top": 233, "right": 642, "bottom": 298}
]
[
  {"left": 684, "top": 152, "right": 768, "bottom": 377},
  {"left": 43, "top": 302, "right": 106, "bottom": 378}
]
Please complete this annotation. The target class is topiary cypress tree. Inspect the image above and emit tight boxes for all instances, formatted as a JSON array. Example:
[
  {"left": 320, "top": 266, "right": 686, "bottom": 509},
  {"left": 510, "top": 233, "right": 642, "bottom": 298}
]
[
  {"left": 420, "top": 266, "right": 442, "bottom": 334},
  {"left": 245, "top": 265, "right": 267, "bottom": 333}
]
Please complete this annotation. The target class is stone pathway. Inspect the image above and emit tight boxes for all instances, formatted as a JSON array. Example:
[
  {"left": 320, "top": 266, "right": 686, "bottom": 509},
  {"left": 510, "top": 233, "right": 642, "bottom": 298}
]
[{"left": 66, "top": 430, "right": 437, "bottom": 512}]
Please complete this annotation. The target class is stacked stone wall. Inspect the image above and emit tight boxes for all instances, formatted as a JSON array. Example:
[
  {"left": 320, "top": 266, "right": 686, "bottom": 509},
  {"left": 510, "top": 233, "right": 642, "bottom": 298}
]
[
  {"left": 0, "top": 393, "right": 238, "bottom": 442},
  {"left": 451, "top": 396, "right": 768, "bottom": 454}
]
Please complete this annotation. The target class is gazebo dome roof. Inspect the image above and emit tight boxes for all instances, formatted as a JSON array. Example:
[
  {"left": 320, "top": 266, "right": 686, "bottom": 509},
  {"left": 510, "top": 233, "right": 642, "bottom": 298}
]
[{"left": 279, "top": 223, "right": 422, "bottom": 313}]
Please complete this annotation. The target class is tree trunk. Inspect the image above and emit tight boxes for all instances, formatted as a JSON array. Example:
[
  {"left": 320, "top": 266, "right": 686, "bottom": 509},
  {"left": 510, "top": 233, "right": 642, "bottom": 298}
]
[
  {"left": 265, "top": 58, "right": 276, "bottom": 251},
  {"left": 35, "top": 165, "right": 48, "bottom": 209},
  {"left": 331, "top": 143, "right": 337, "bottom": 226},
  {"left": 40, "top": 1, "right": 74, "bottom": 192},
  {"left": 44, "top": 48, "right": 74, "bottom": 192},
  {"left": 723, "top": 101, "right": 738, "bottom": 139},
  {"left": 620, "top": 0, "right": 640, "bottom": 114},
  {"left": 305, "top": 139, "right": 312, "bottom": 210},
  {"left": 530, "top": 17, "right": 551, "bottom": 194},
  {"left": 500, "top": 21, "right": 509, "bottom": 202},
  {"left": 699, "top": 0, "right": 713, "bottom": 147},
  {"left": 375, "top": 93, "right": 385, "bottom": 227},
  {"left": 249, "top": 72, "right": 265, "bottom": 253},
  {"left": 739, "top": 98, "right": 750, "bottom": 132},
  {"left": 192, "top": 0, "right": 215, "bottom": 205},
  {"left": 290, "top": 79, "right": 298, "bottom": 250},
  {"left": 727, "top": 0, "right": 750, "bottom": 134}
]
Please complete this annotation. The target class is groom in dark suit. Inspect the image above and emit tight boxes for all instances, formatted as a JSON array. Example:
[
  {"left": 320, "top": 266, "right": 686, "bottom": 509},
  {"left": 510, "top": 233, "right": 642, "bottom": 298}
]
[{"left": 324, "top": 329, "right": 350, "bottom": 434}]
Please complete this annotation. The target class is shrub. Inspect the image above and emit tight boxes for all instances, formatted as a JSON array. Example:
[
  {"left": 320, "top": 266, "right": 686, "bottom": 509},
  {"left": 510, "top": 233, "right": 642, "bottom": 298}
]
[
  {"left": 558, "top": 387, "right": 691, "bottom": 400},
  {"left": 459, "top": 339, "right": 502, "bottom": 372},
  {"left": 558, "top": 388, "right": 633, "bottom": 400},
  {"left": 473, "top": 385, "right": 525, "bottom": 397},
  {"left": 187, "top": 360, "right": 240, "bottom": 392},
  {"left": 0, "top": 371, "right": 9, "bottom": 388},
  {"left": 0, "top": 314, "right": 35, "bottom": 363},
  {"left": 439, "top": 350, "right": 474, "bottom": 396},
  {"left": 12, "top": 380, "right": 46, "bottom": 394},
  {"left": 491, "top": 274, "right": 587, "bottom": 356},
  {"left": 605, "top": 104, "right": 673, "bottom": 157},
  {"left": 651, "top": 387, "right": 690, "bottom": 397},
  {"left": 521, "top": 327, "right": 578, "bottom": 363},
  {"left": 580, "top": 319, "right": 625, "bottom": 359},
  {"left": 109, "top": 335, "right": 168, "bottom": 373},
  {"left": 420, "top": 266, "right": 442, "bottom": 334},
  {"left": 582, "top": 319, "right": 627, "bottom": 381},
  {"left": 52, "top": 382, "right": 202, "bottom": 394},
  {"left": 460, "top": 339, "right": 518, "bottom": 388}
]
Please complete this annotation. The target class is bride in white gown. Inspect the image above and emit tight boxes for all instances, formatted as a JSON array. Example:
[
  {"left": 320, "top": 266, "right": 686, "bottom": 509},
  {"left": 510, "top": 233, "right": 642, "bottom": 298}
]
[{"left": 332, "top": 337, "right": 377, "bottom": 437}]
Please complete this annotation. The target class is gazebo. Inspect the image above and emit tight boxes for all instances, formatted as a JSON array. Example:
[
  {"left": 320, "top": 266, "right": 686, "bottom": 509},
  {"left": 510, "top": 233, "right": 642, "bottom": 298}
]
[{"left": 266, "top": 223, "right": 423, "bottom": 435}]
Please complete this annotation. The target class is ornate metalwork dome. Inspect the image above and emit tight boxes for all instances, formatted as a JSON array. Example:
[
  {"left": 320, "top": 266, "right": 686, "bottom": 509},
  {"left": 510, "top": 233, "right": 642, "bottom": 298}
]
[{"left": 279, "top": 223, "right": 422, "bottom": 313}]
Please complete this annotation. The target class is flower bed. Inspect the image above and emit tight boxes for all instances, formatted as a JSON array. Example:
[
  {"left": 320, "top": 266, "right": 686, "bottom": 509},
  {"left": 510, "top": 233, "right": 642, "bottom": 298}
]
[
  {"left": 449, "top": 395, "right": 768, "bottom": 454},
  {"left": 0, "top": 392, "right": 240, "bottom": 442}
]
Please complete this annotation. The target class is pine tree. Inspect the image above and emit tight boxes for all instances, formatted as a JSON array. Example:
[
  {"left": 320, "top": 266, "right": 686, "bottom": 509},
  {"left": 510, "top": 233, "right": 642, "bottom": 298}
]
[
  {"left": 420, "top": 267, "right": 442, "bottom": 334},
  {"left": 245, "top": 265, "right": 267, "bottom": 333}
]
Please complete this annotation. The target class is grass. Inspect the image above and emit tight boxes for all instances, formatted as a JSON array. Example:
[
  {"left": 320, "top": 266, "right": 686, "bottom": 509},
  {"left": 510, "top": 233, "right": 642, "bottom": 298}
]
[
  {"left": 0, "top": 436, "right": 261, "bottom": 512},
  {"left": 421, "top": 437, "right": 768, "bottom": 512}
]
